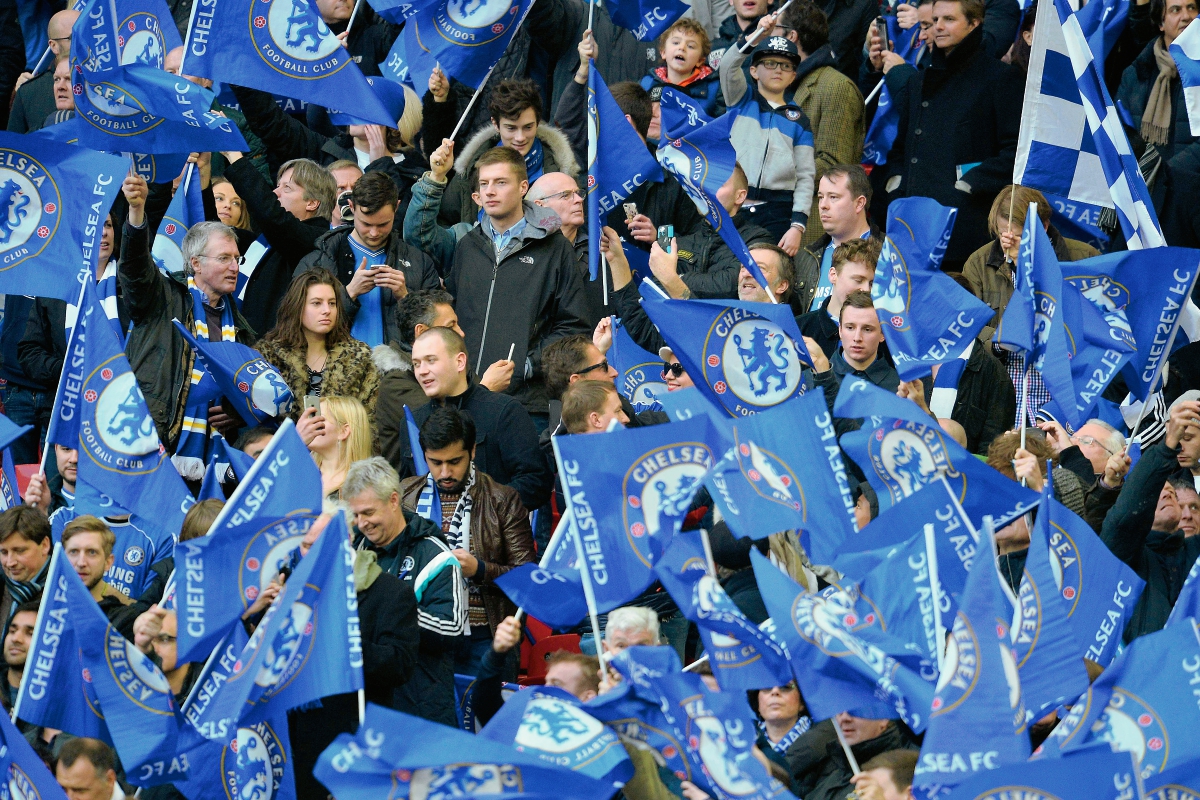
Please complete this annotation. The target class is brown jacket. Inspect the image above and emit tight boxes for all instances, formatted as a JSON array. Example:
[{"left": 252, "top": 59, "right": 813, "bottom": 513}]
[
  {"left": 400, "top": 470, "right": 536, "bottom": 634},
  {"left": 963, "top": 226, "right": 1099, "bottom": 340},
  {"left": 255, "top": 336, "right": 381, "bottom": 418}
]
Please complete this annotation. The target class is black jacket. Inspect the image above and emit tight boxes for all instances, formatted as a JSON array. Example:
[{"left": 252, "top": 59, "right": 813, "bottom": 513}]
[
  {"left": 18, "top": 287, "right": 132, "bottom": 391},
  {"left": 806, "top": 722, "right": 919, "bottom": 800},
  {"left": 326, "top": 13, "right": 398, "bottom": 78},
  {"left": 818, "top": 0, "right": 878, "bottom": 80},
  {"left": 222, "top": 157, "right": 329, "bottom": 335},
  {"left": 6, "top": 71, "right": 55, "bottom": 134},
  {"left": 447, "top": 203, "right": 592, "bottom": 415},
  {"left": 384, "top": 379, "right": 554, "bottom": 513},
  {"left": 1100, "top": 439, "right": 1200, "bottom": 643},
  {"left": 922, "top": 342, "right": 1014, "bottom": 455},
  {"left": 886, "top": 26, "right": 1024, "bottom": 264},
  {"left": 795, "top": 296, "right": 841, "bottom": 362},
  {"left": 118, "top": 220, "right": 256, "bottom": 451},
  {"left": 677, "top": 215, "right": 774, "bottom": 299},
  {"left": 296, "top": 227, "right": 441, "bottom": 346}
]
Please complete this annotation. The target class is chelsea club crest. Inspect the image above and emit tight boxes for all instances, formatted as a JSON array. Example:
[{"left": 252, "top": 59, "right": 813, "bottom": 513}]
[
  {"left": 104, "top": 628, "right": 174, "bottom": 712},
  {"left": 702, "top": 309, "right": 804, "bottom": 415},
  {"left": 1091, "top": 689, "right": 1169, "bottom": 778},
  {"left": 733, "top": 435, "right": 803, "bottom": 514},
  {"left": 235, "top": 358, "right": 294, "bottom": 420},
  {"left": 433, "top": 0, "right": 521, "bottom": 47},
  {"left": 620, "top": 361, "right": 669, "bottom": 408},
  {"left": 118, "top": 13, "right": 167, "bottom": 67},
  {"left": 222, "top": 721, "right": 287, "bottom": 800},
  {"left": 81, "top": 361, "right": 167, "bottom": 474},
  {"left": 872, "top": 237, "right": 911, "bottom": 331},
  {"left": 239, "top": 515, "right": 313, "bottom": 607},
  {"left": 866, "top": 420, "right": 960, "bottom": 504},
  {"left": 623, "top": 443, "right": 713, "bottom": 564},
  {"left": 250, "top": 0, "right": 346, "bottom": 80},
  {"left": 74, "top": 65, "right": 164, "bottom": 137},
  {"left": 0, "top": 148, "right": 60, "bottom": 272}
]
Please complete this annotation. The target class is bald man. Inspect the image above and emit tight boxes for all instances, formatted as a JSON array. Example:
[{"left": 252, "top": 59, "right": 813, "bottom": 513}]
[
  {"left": 8, "top": 9, "right": 78, "bottom": 133},
  {"left": 528, "top": 172, "right": 612, "bottom": 325}
]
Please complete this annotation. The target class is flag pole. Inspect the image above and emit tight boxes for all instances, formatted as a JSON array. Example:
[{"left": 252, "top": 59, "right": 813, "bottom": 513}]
[
  {"left": 863, "top": 78, "right": 884, "bottom": 106},
  {"left": 699, "top": 527, "right": 718, "bottom": 576},
  {"left": 181, "top": 161, "right": 196, "bottom": 199},
  {"left": 11, "top": 545, "right": 62, "bottom": 723},
  {"left": 513, "top": 509, "right": 572, "bottom": 624},
  {"left": 834, "top": 720, "right": 861, "bottom": 774},
  {"left": 569, "top": 522, "right": 608, "bottom": 668},
  {"left": 178, "top": 0, "right": 203, "bottom": 77},
  {"left": 449, "top": 67, "right": 499, "bottom": 142},
  {"left": 922, "top": 522, "right": 946, "bottom": 674},
  {"left": 682, "top": 653, "right": 710, "bottom": 672},
  {"left": 31, "top": 45, "right": 53, "bottom": 77},
  {"left": 587, "top": 0, "right": 596, "bottom": 32},
  {"left": 738, "top": 0, "right": 796, "bottom": 53},
  {"left": 346, "top": 0, "right": 364, "bottom": 33}
]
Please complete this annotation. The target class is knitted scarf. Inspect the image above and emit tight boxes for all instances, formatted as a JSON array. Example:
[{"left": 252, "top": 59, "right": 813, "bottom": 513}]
[
  {"left": 173, "top": 277, "right": 235, "bottom": 480},
  {"left": 416, "top": 463, "right": 475, "bottom": 548},
  {"left": 4, "top": 557, "right": 50, "bottom": 620},
  {"left": 759, "top": 715, "right": 813, "bottom": 753},
  {"left": 1142, "top": 38, "right": 1177, "bottom": 147}
]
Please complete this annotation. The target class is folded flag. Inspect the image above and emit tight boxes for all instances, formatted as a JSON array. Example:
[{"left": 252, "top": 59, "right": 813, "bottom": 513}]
[
  {"left": 362, "top": 0, "right": 438, "bottom": 23},
  {"left": 584, "top": 679, "right": 695, "bottom": 782},
  {"left": 196, "top": 432, "right": 254, "bottom": 501},
  {"left": 610, "top": 317, "right": 668, "bottom": 409},
  {"left": 550, "top": 416, "right": 717, "bottom": 611},
  {"left": 495, "top": 516, "right": 589, "bottom": 629},
  {"left": 0, "top": 700, "right": 67, "bottom": 799},
  {"left": 873, "top": 198, "right": 991, "bottom": 381},
  {"left": 752, "top": 549, "right": 935, "bottom": 731},
  {"left": 0, "top": 414, "right": 32, "bottom": 511},
  {"left": 153, "top": 168, "right": 204, "bottom": 275},
  {"left": 479, "top": 685, "right": 634, "bottom": 787},
  {"left": 913, "top": 541, "right": 1029, "bottom": 794},
  {"left": 328, "top": 74, "right": 407, "bottom": 127},
  {"left": 1170, "top": 19, "right": 1200, "bottom": 136},
  {"left": 588, "top": 62, "right": 664, "bottom": 281},
  {"left": 659, "top": 87, "right": 712, "bottom": 141},
  {"left": 654, "top": 532, "right": 791, "bottom": 691},
  {"left": 657, "top": 111, "right": 771, "bottom": 292},
  {"left": 886, "top": 15, "right": 922, "bottom": 64},
  {"left": 702, "top": 390, "right": 858, "bottom": 563},
  {"left": 605, "top": 0, "right": 688, "bottom": 40},
  {"left": 182, "top": 0, "right": 396, "bottom": 127},
  {"left": 942, "top": 746, "right": 1140, "bottom": 800},
  {"left": 639, "top": 288, "right": 813, "bottom": 418},
  {"left": 862, "top": 80, "right": 900, "bottom": 166},
  {"left": 1076, "top": 0, "right": 1130, "bottom": 62},
  {"left": 172, "top": 321, "right": 293, "bottom": 423}
]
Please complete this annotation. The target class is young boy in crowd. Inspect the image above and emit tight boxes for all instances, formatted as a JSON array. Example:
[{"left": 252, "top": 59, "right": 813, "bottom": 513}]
[
  {"left": 640, "top": 19, "right": 724, "bottom": 118},
  {"left": 719, "top": 33, "right": 816, "bottom": 257}
]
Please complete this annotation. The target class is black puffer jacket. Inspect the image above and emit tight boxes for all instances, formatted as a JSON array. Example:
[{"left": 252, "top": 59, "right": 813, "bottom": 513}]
[
  {"left": 295, "top": 227, "right": 442, "bottom": 347},
  {"left": 118, "top": 220, "right": 256, "bottom": 451}
]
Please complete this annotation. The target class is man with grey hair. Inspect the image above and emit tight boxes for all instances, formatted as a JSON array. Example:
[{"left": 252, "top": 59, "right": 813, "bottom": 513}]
[
  {"left": 120, "top": 174, "right": 256, "bottom": 474},
  {"left": 344, "top": 456, "right": 467, "bottom": 726},
  {"left": 1071, "top": 419, "right": 1127, "bottom": 478}
]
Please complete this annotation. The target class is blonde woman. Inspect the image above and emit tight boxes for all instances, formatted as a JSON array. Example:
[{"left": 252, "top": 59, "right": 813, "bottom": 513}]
[{"left": 308, "top": 396, "right": 373, "bottom": 500}]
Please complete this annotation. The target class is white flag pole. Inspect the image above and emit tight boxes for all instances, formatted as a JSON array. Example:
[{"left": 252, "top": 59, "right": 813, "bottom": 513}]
[
  {"left": 923, "top": 522, "right": 946, "bottom": 674},
  {"left": 11, "top": 545, "right": 62, "bottom": 723},
  {"left": 513, "top": 509, "right": 572, "bottom": 624}
]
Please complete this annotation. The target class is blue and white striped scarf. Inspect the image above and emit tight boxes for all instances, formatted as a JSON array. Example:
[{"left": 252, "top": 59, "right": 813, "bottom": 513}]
[
  {"left": 66, "top": 263, "right": 128, "bottom": 342},
  {"left": 172, "top": 277, "right": 236, "bottom": 480}
]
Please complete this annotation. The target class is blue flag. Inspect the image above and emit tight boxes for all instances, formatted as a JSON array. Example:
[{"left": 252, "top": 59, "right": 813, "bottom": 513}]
[
  {"left": 66, "top": 559, "right": 179, "bottom": 784},
  {"left": 117, "top": 0, "right": 185, "bottom": 67},
  {"left": 175, "top": 421, "right": 322, "bottom": 665},
  {"left": 314, "top": 703, "right": 614, "bottom": 800},
  {"left": 1077, "top": 0, "right": 1129, "bottom": 62},
  {"left": 1072, "top": 618, "right": 1200, "bottom": 778},
  {"left": 610, "top": 317, "right": 668, "bottom": 410},
  {"left": 196, "top": 432, "right": 254, "bottom": 501},
  {"left": 584, "top": 679, "right": 695, "bottom": 782},
  {"left": 13, "top": 546, "right": 112, "bottom": 743},
  {"left": 1033, "top": 493, "right": 1144, "bottom": 667},
  {"left": 913, "top": 544, "right": 1029, "bottom": 794},
  {"left": 608, "top": 646, "right": 793, "bottom": 800},
  {"left": 659, "top": 87, "right": 712, "bottom": 141},
  {"left": 588, "top": 62, "right": 663, "bottom": 281},
  {"left": 0, "top": 414, "right": 32, "bottom": 510},
  {"left": 184, "top": 512, "right": 363, "bottom": 738},
  {"left": 153, "top": 168, "right": 205, "bottom": 275},
  {"left": 992, "top": 208, "right": 1041, "bottom": 359},
  {"left": 885, "top": 15, "right": 923, "bottom": 64},
  {"left": 834, "top": 377, "right": 1040, "bottom": 527},
  {"left": 480, "top": 685, "right": 634, "bottom": 787},
  {"left": 654, "top": 532, "right": 792, "bottom": 691},
  {"left": 639, "top": 289, "right": 813, "bottom": 417},
  {"left": 363, "top": 0, "right": 437, "bottom": 22},
  {"left": 495, "top": 522, "right": 589, "bottom": 629},
  {"left": 1014, "top": 486, "right": 1091, "bottom": 720},
  {"left": 1167, "top": 554, "right": 1200, "bottom": 628},
  {"left": 942, "top": 746, "right": 1140, "bottom": 800},
  {"left": 328, "top": 74, "right": 407, "bottom": 126},
  {"left": 550, "top": 416, "right": 717, "bottom": 611},
  {"left": 605, "top": 0, "right": 688, "bottom": 40},
  {"left": 752, "top": 549, "right": 936, "bottom": 731},
  {"left": 175, "top": 711, "right": 295, "bottom": 800},
  {"left": 1144, "top": 758, "right": 1200, "bottom": 800},
  {"left": 702, "top": 391, "right": 858, "bottom": 563},
  {"left": 405, "top": 404, "right": 428, "bottom": 478},
  {"left": 34, "top": 117, "right": 192, "bottom": 186},
  {"left": 54, "top": 279, "right": 193, "bottom": 534},
  {"left": 0, "top": 703, "right": 67, "bottom": 798},
  {"left": 862, "top": 81, "right": 900, "bottom": 165},
  {"left": 872, "top": 198, "right": 992, "bottom": 381},
  {"left": 182, "top": 0, "right": 396, "bottom": 126},
  {"left": 0, "top": 135, "right": 127, "bottom": 302},
  {"left": 657, "top": 111, "right": 771, "bottom": 292},
  {"left": 1061, "top": 247, "right": 1200, "bottom": 401},
  {"left": 172, "top": 321, "right": 294, "bottom": 424}
]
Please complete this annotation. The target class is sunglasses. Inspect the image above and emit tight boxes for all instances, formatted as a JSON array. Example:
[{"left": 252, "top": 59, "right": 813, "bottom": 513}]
[
  {"left": 662, "top": 362, "right": 685, "bottom": 378},
  {"left": 576, "top": 359, "right": 610, "bottom": 376}
]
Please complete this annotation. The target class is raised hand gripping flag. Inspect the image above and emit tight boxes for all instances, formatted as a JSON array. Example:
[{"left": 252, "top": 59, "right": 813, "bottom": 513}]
[
  {"left": 610, "top": 317, "right": 668, "bottom": 410},
  {"left": 703, "top": 391, "right": 858, "bottom": 563},
  {"left": 479, "top": 685, "right": 634, "bottom": 787},
  {"left": 175, "top": 421, "right": 322, "bottom": 665},
  {"left": 654, "top": 532, "right": 792, "bottom": 691},
  {"left": 153, "top": 168, "right": 204, "bottom": 275},
  {"left": 872, "top": 198, "right": 992, "bottom": 381},
  {"left": 588, "top": 62, "right": 663, "bottom": 281},
  {"left": 639, "top": 289, "right": 813, "bottom": 417},
  {"left": 0, "top": 135, "right": 127, "bottom": 302},
  {"left": 184, "top": 512, "right": 363, "bottom": 738},
  {"left": 605, "top": 0, "right": 689, "bottom": 41},
  {"left": 657, "top": 111, "right": 770, "bottom": 292},
  {"left": 0, "top": 702, "right": 67, "bottom": 800},
  {"left": 550, "top": 416, "right": 717, "bottom": 611},
  {"left": 182, "top": 0, "right": 396, "bottom": 127},
  {"left": 659, "top": 87, "right": 712, "bottom": 141},
  {"left": 172, "top": 321, "right": 294, "bottom": 424},
  {"left": 1170, "top": 19, "right": 1200, "bottom": 136},
  {"left": 862, "top": 80, "right": 900, "bottom": 166},
  {"left": 913, "top": 544, "right": 1030, "bottom": 794},
  {"left": 752, "top": 549, "right": 936, "bottom": 732}
]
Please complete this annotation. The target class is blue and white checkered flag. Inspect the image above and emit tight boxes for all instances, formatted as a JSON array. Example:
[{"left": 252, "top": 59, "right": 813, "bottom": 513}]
[
  {"left": 1015, "top": 0, "right": 1165, "bottom": 250},
  {"left": 1169, "top": 18, "right": 1200, "bottom": 136}
]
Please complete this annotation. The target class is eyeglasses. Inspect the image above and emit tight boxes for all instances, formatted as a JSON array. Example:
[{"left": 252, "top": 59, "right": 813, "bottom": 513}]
[
  {"left": 197, "top": 253, "right": 246, "bottom": 267},
  {"left": 1072, "top": 434, "right": 1117, "bottom": 456},
  {"left": 540, "top": 189, "right": 583, "bottom": 202},
  {"left": 662, "top": 362, "right": 685, "bottom": 378},
  {"left": 576, "top": 359, "right": 610, "bottom": 376},
  {"left": 756, "top": 59, "right": 797, "bottom": 72}
]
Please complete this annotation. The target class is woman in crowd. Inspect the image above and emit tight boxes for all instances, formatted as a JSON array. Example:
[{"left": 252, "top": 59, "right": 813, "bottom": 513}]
[
  {"left": 212, "top": 178, "right": 253, "bottom": 230},
  {"left": 307, "top": 396, "right": 373, "bottom": 500},
  {"left": 256, "top": 268, "right": 381, "bottom": 418},
  {"left": 749, "top": 681, "right": 836, "bottom": 796}
]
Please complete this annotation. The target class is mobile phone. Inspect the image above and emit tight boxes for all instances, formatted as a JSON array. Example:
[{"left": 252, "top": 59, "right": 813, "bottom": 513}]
[
  {"left": 875, "top": 16, "right": 891, "bottom": 50},
  {"left": 657, "top": 225, "right": 674, "bottom": 253},
  {"left": 623, "top": 202, "right": 638, "bottom": 220},
  {"left": 336, "top": 190, "right": 353, "bottom": 223},
  {"left": 303, "top": 395, "right": 321, "bottom": 413}
]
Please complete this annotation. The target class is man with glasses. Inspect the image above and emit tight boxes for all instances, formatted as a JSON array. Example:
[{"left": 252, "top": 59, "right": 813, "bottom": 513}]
[
  {"left": 120, "top": 174, "right": 258, "bottom": 466},
  {"left": 543, "top": 332, "right": 668, "bottom": 434},
  {"left": 528, "top": 173, "right": 613, "bottom": 323},
  {"left": 7, "top": 9, "right": 77, "bottom": 134}
]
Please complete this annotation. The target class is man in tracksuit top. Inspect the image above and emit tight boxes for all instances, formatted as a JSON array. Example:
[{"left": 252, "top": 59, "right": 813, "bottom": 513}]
[
  {"left": 719, "top": 35, "right": 817, "bottom": 258},
  {"left": 345, "top": 457, "right": 468, "bottom": 727}
]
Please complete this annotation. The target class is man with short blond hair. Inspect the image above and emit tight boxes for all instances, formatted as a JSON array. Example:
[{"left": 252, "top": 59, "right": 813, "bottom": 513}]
[
  {"left": 562, "top": 381, "right": 629, "bottom": 434},
  {"left": 61, "top": 516, "right": 144, "bottom": 636}
]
